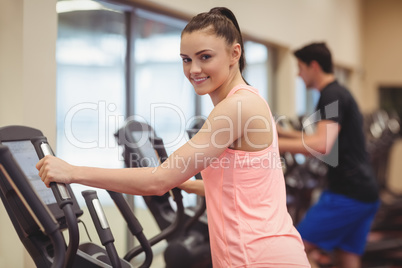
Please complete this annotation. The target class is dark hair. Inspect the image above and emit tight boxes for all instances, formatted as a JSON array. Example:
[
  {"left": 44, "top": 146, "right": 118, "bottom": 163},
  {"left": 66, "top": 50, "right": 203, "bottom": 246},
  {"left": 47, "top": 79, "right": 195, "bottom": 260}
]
[
  {"left": 294, "top": 42, "right": 333, "bottom": 73},
  {"left": 182, "top": 7, "right": 246, "bottom": 73}
]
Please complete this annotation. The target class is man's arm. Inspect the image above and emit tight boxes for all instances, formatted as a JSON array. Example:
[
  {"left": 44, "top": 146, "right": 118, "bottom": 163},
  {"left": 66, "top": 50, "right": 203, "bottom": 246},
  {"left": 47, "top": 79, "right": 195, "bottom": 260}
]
[
  {"left": 278, "top": 120, "right": 340, "bottom": 156},
  {"left": 277, "top": 124, "right": 304, "bottom": 139}
]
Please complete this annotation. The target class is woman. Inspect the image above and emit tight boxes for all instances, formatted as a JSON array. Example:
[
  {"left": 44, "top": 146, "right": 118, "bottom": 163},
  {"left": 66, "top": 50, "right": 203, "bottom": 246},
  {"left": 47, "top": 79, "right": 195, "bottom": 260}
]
[{"left": 37, "top": 7, "right": 310, "bottom": 268}]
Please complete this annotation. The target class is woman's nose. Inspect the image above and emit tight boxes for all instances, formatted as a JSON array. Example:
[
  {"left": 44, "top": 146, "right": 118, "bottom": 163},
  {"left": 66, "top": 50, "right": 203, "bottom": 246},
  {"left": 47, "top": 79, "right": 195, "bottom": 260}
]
[{"left": 190, "top": 62, "right": 201, "bottom": 74}]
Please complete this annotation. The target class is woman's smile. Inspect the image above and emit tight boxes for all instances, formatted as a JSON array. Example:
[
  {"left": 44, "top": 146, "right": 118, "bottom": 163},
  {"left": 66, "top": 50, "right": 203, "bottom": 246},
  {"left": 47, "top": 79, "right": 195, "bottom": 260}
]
[{"left": 192, "top": 76, "right": 209, "bottom": 84}]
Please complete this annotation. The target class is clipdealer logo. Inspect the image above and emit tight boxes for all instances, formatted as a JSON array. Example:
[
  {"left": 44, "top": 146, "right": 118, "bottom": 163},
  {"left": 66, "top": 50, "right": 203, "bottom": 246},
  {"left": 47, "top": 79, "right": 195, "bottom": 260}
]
[{"left": 302, "top": 101, "right": 339, "bottom": 167}]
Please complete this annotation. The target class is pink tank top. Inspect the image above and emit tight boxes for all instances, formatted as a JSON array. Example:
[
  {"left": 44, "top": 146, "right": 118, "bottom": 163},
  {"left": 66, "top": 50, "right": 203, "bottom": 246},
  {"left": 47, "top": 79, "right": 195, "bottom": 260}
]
[{"left": 201, "top": 85, "right": 310, "bottom": 268}]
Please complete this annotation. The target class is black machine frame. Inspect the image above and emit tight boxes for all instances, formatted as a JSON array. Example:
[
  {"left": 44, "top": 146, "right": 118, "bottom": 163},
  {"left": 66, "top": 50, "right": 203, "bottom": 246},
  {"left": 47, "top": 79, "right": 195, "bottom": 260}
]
[
  {"left": 0, "top": 125, "right": 151, "bottom": 268},
  {"left": 0, "top": 122, "right": 212, "bottom": 268}
]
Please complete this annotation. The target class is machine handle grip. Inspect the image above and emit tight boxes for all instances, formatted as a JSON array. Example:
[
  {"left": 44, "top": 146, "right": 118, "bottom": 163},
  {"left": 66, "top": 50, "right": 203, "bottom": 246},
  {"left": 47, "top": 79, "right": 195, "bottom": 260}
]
[
  {"left": 82, "top": 190, "right": 121, "bottom": 268},
  {"left": 82, "top": 190, "right": 114, "bottom": 245},
  {"left": 38, "top": 141, "right": 78, "bottom": 268},
  {"left": 107, "top": 191, "right": 143, "bottom": 236},
  {"left": 40, "top": 142, "right": 72, "bottom": 207}
]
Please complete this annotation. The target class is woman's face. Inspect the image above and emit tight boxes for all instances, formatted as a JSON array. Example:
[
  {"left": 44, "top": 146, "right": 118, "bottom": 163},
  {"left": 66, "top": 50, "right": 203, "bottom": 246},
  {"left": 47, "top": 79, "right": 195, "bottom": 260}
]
[{"left": 180, "top": 30, "right": 234, "bottom": 96}]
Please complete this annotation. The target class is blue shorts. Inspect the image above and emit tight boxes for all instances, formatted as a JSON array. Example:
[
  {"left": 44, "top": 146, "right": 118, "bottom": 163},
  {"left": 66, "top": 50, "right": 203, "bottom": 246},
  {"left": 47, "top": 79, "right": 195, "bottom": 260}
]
[{"left": 297, "top": 190, "right": 380, "bottom": 255}]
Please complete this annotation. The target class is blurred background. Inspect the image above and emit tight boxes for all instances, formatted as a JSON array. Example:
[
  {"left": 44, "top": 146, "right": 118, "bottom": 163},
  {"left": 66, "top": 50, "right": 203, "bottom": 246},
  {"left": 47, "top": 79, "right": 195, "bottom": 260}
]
[{"left": 1, "top": 0, "right": 402, "bottom": 267}]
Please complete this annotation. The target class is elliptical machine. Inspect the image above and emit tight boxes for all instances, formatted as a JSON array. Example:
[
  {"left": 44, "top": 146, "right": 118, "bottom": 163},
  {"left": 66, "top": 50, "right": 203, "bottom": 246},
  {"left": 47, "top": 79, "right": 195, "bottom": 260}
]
[
  {"left": 115, "top": 119, "right": 212, "bottom": 268},
  {"left": 0, "top": 125, "right": 152, "bottom": 268}
]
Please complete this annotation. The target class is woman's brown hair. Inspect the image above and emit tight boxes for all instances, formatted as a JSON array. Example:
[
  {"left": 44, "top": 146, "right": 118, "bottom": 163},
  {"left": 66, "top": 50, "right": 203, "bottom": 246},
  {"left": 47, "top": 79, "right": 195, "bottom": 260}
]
[{"left": 182, "top": 7, "right": 246, "bottom": 73}]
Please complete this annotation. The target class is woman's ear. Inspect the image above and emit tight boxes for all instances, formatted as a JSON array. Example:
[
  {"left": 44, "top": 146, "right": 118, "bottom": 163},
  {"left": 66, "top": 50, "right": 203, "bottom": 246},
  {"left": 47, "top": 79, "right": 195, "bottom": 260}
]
[{"left": 230, "top": 43, "right": 241, "bottom": 65}]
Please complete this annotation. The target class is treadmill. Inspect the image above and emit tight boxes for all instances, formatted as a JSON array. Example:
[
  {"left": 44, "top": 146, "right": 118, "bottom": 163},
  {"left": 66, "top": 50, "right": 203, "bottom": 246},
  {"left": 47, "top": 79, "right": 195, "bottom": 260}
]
[{"left": 0, "top": 125, "right": 152, "bottom": 268}]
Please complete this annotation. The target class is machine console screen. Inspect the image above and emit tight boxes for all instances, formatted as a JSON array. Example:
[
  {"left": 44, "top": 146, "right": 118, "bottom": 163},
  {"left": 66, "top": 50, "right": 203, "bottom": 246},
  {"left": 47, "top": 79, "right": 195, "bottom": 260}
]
[{"left": 3, "top": 140, "right": 57, "bottom": 205}]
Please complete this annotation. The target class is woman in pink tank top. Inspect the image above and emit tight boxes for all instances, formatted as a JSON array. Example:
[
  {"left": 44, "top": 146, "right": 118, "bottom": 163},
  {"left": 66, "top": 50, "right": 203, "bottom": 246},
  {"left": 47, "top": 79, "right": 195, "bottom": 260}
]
[{"left": 37, "top": 7, "right": 310, "bottom": 268}]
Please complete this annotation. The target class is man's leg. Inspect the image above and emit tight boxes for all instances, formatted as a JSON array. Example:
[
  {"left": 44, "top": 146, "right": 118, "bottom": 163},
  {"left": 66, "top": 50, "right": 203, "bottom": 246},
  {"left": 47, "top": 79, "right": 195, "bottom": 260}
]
[
  {"left": 303, "top": 241, "right": 320, "bottom": 268},
  {"left": 335, "top": 249, "right": 360, "bottom": 268}
]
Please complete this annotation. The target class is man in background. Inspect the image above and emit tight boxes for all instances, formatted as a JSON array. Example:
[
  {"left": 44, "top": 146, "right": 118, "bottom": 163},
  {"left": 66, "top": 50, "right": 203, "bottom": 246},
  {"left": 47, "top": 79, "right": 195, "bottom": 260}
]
[{"left": 278, "top": 42, "right": 380, "bottom": 268}]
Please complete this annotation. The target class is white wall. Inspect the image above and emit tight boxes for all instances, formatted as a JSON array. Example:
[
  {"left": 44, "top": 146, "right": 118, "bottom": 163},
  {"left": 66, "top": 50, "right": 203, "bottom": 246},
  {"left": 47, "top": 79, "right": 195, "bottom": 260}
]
[
  {"left": 0, "top": 0, "right": 57, "bottom": 267},
  {"left": 362, "top": 0, "right": 402, "bottom": 112},
  {"left": 0, "top": 0, "right": 57, "bottom": 143},
  {"left": 147, "top": 0, "right": 363, "bottom": 116},
  {"left": 149, "top": 0, "right": 362, "bottom": 66}
]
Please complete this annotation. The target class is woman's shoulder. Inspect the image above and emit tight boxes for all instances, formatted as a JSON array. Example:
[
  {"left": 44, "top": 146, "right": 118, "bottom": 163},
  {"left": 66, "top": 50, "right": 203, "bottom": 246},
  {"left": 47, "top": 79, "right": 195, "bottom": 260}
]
[
  {"left": 228, "top": 87, "right": 269, "bottom": 112},
  {"left": 210, "top": 84, "right": 268, "bottom": 118}
]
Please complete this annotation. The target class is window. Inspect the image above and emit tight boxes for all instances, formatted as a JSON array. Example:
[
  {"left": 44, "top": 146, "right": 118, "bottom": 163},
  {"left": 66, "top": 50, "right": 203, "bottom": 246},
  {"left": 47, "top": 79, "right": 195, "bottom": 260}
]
[
  {"left": 380, "top": 86, "right": 402, "bottom": 135},
  {"left": 334, "top": 66, "right": 351, "bottom": 86},
  {"left": 131, "top": 9, "right": 190, "bottom": 154},
  {"left": 295, "top": 77, "right": 320, "bottom": 117},
  {"left": 56, "top": 1, "right": 127, "bottom": 204},
  {"left": 244, "top": 41, "right": 270, "bottom": 101}
]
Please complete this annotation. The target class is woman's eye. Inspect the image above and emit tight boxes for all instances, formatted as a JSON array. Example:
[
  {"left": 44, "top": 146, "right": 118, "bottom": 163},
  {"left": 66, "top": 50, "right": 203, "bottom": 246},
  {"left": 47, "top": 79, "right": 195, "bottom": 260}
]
[
  {"left": 201, "top": 55, "right": 211, "bottom": 60},
  {"left": 182, "top": 58, "right": 191, "bottom": 63}
]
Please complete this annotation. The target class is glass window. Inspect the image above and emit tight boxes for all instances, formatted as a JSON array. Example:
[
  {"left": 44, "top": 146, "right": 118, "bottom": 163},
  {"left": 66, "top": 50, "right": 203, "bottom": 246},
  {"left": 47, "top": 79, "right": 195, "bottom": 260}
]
[
  {"left": 56, "top": 1, "right": 127, "bottom": 204},
  {"left": 131, "top": 9, "right": 189, "bottom": 154},
  {"left": 334, "top": 66, "right": 351, "bottom": 86},
  {"left": 130, "top": 9, "right": 197, "bottom": 207},
  {"left": 295, "top": 77, "right": 307, "bottom": 116},
  {"left": 243, "top": 41, "right": 269, "bottom": 101},
  {"left": 295, "top": 77, "right": 320, "bottom": 117}
]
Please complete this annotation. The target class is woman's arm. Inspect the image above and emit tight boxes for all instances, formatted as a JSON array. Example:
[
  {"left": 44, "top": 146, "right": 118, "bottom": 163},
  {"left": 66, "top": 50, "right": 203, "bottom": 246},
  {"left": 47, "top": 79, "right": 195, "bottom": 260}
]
[
  {"left": 178, "top": 179, "right": 205, "bottom": 196},
  {"left": 37, "top": 94, "right": 249, "bottom": 196}
]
